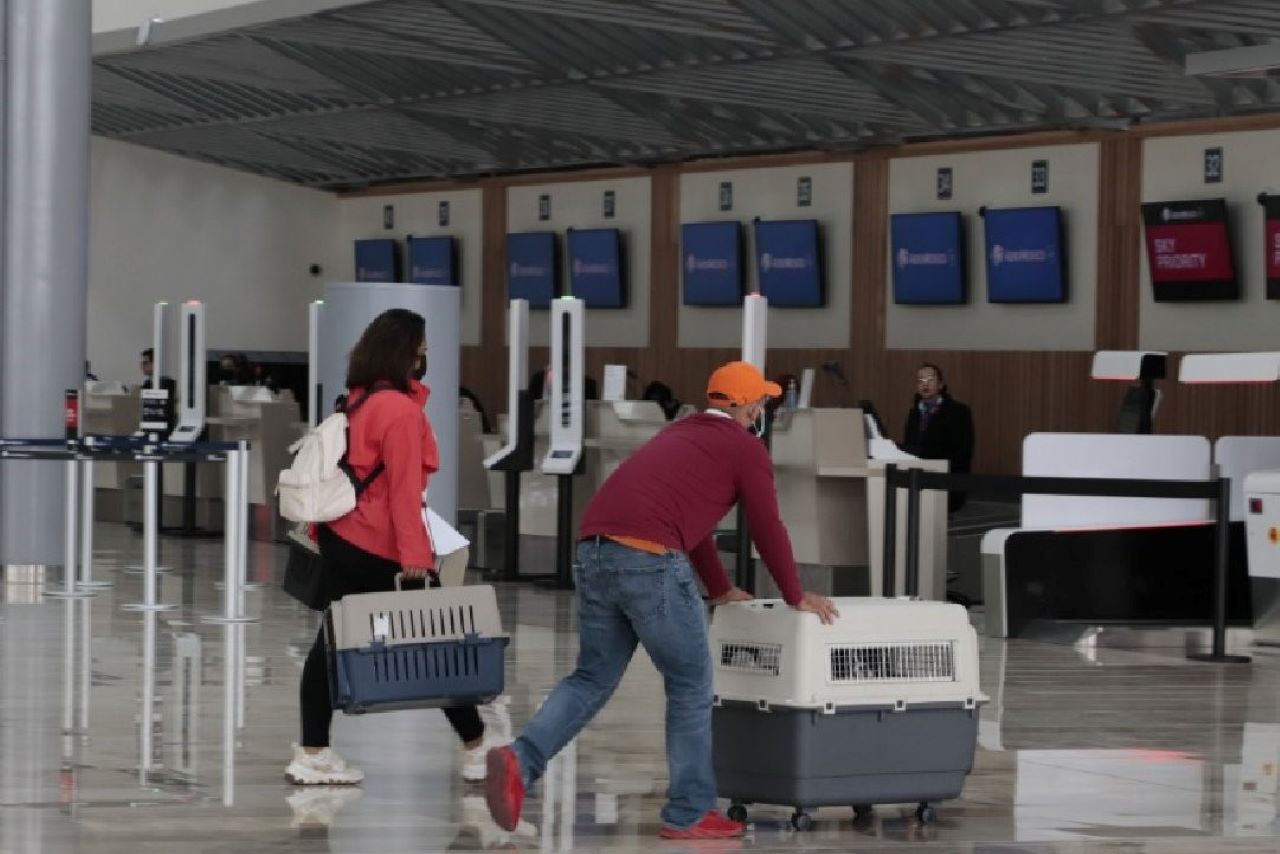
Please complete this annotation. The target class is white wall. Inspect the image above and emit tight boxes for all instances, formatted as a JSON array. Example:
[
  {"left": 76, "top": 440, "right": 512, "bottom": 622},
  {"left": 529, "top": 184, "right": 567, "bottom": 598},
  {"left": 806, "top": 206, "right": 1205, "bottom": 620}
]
[
  {"left": 678, "top": 162, "right": 853, "bottom": 349},
  {"left": 337, "top": 190, "right": 483, "bottom": 347},
  {"left": 88, "top": 137, "right": 338, "bottom": 385},
  {"left": 886, "top": 144, "right": 1099, "bottom": 351},
  {"left": 1140, "top": 130, "right": 1280, "bottom": 352},
  {"left": 507, "top": 177, "right": 651, "bottom": 349}
]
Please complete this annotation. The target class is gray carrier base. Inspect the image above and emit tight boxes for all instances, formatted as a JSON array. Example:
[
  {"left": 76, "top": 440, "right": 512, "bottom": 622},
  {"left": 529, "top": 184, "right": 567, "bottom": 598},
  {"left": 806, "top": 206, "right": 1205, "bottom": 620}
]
[{"left": 712, "top": 700, "right": 979, "bottom": 828}]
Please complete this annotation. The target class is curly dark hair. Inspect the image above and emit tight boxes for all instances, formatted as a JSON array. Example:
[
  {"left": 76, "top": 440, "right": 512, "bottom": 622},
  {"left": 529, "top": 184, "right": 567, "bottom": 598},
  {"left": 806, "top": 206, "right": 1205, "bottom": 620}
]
[{"left": 345, "top": 308, "right": 425, "bottom": 392}]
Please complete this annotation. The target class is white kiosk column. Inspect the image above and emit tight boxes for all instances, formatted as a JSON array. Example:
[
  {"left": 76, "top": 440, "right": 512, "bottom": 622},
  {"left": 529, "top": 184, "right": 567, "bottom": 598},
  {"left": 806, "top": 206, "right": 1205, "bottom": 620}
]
[
  {"left": 735, "top": 295, "right": 768, "bottom": 592},
  {"left": 0, "top": 0, "right": 91, "bottom": 566},
  {"left": 541, "top": 298, "right": 585, "bottom": 590},
  {"left": 321, "top": 283, "right": 461, "bottom": 525}
]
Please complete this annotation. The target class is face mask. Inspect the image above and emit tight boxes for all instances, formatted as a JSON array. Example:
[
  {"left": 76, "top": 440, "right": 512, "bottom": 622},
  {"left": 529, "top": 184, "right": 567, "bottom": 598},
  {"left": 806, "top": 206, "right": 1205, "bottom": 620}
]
[{"left": 411, "top": 355, "right": 427, "bottom": 381}]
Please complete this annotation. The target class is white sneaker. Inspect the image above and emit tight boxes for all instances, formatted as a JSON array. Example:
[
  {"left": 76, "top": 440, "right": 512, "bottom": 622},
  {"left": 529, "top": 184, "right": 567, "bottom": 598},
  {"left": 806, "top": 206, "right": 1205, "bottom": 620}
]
[
  {"left": 284, "top": 744, "right": 364, "bottom": 786},
  {"left": 287, "top": 787, "right": 363, "bottom": 827},
  {"left": 461, "top": 740, "right": 490, "bottom": 782}
]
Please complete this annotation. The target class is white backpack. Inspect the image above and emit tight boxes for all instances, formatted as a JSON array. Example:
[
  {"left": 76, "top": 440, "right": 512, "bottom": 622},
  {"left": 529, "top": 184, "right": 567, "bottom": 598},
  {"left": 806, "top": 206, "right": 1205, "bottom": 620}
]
[{"left": 277, "top": 387, "right": 392, "bottom": 523}]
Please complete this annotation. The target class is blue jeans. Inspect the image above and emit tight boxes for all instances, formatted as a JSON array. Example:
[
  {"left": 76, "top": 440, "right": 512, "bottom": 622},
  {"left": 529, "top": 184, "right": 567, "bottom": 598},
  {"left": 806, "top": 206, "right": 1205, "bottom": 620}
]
[{"left": 511, "top": 538, "right": 716, "bottom": 829}]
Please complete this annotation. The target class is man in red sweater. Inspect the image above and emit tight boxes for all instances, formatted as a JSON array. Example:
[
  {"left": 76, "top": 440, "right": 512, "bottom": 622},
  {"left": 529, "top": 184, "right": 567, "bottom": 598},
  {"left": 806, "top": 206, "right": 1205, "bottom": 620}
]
[{"left": 486, "top": 361, "right": 838, "bottom": 839}]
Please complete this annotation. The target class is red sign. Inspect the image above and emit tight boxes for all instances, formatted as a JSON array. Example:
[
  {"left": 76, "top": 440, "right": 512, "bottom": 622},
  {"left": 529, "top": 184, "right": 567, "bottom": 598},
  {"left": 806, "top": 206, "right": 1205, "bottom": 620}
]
[
  {"left": 1267, "top": 219, "right": 1280, "bottom": 281},
  {"left": 64, "top": 389, "right": 79, "bottom": 439},
  {"left": 1143, "top": 222, "right": 1235, "bottom": 283}
]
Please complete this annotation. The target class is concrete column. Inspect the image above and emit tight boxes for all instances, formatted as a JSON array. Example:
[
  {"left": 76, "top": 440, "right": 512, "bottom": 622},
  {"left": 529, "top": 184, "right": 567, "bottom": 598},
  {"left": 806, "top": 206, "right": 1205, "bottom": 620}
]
[{"left": 0, "top": 0, "right": 91, "bottom": 564}]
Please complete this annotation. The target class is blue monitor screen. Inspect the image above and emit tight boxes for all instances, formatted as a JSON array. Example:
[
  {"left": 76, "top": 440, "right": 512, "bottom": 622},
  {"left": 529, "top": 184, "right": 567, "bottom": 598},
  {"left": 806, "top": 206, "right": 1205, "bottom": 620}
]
[
  {"left": 890, "top": 212, "right": 966, "bottom": 305},
  {"left": 753, "top": 219, "right": 823, "bottom": 308},
  {"left": 567, "top": 228, "right": 626, "bottom": 308},
  {"left": 681, "top": 221, "right": 743, "bottom": 306},
  {"left": 506, "top": 232, "right": 557, "bottom": 309},
  {"left": 982, "top": 206, "right": 1067, "bottom": 303},
  {"left": 354, "top": 239, "right": 400, "bottom": 283},
  {"left": 407, "top": 235, "right": 457, "bottom": 287}
]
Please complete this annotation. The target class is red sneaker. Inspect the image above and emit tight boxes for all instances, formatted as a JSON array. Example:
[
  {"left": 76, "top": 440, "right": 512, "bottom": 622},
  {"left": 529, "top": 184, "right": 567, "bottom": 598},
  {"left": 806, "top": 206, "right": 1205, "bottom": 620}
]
[
  {"left": 484, "top": 746, "right": 524, "bottom": 832},
  {"left": 659, "top": 810, "right": 746, "bottom": 839}
]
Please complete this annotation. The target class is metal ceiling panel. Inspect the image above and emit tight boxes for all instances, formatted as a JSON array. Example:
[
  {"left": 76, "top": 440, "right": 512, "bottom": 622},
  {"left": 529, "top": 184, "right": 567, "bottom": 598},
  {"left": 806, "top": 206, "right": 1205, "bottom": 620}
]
[{"left": 87, "top": 0, "right": 1280, "bottom": 187}]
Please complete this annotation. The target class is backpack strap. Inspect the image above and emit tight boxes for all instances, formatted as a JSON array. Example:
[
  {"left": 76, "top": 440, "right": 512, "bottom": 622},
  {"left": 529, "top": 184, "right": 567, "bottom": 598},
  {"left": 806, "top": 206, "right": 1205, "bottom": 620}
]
[{"left": 338, "top": 381, "right": 400, "bottom": 498}]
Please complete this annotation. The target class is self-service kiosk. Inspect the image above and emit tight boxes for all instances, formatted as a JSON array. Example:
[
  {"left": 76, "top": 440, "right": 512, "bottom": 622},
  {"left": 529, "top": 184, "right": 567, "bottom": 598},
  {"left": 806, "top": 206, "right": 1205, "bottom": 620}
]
[
  {"left": 540, "top": 298, "right": 585, "bottom": 589},
  {"left": 483, "top": 300, "right": 535, "bottom": 581},
  {"left": 169, "top": 301, "right": 207, "bottom": 445},
  {"left": 734, "top": 294, "right": 768, "bottom": 592},
  {"left": 139, "top": 301, "right": 171, "bottom": 439}
]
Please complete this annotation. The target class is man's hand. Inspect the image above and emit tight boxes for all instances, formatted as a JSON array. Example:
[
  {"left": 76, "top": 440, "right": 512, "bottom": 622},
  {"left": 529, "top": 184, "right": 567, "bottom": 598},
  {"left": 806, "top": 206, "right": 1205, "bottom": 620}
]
[
  {"left": 709, "top": 587, "right": 754, "bottom": 607},
  {"left": 793, "top": 591, "right": 839, "bottom": 625}
]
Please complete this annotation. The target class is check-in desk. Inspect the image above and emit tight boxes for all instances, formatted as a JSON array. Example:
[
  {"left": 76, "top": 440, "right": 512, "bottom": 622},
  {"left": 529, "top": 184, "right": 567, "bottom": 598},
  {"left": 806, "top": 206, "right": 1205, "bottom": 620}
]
[
  {"left": 458, "top": 408, "right": 492, "bottom": 512},
  {"left": 591, "top": 401, "right": 672, "bottom": 485},
  {"left": 204, "top": 386, "right": 303, "bottom": 537},
  {"left": 755, "top": 408, "right": 948, "bottom": 601}
]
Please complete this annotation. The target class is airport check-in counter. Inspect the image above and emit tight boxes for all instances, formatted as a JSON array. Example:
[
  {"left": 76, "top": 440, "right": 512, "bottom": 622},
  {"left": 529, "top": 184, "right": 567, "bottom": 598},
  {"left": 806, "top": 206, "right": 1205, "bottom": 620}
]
[
  {"left": 755, "top": 408, "right": 948, "bottom": 601},
  {"left": 84, "top": 384, "right": 304, "bottom": 533}
]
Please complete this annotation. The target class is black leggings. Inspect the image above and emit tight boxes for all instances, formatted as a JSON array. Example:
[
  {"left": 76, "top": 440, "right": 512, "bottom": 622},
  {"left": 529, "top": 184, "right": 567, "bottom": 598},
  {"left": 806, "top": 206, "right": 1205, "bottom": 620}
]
[{"left": 300, "top": 526, "right": 485, "bottom": 748}]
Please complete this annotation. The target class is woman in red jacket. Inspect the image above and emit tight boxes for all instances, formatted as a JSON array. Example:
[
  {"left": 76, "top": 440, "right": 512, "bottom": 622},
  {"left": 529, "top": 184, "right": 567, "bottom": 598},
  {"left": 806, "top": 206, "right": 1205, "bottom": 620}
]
[{"left": 285, "top": 308, "right": 488, "bottom": 786}]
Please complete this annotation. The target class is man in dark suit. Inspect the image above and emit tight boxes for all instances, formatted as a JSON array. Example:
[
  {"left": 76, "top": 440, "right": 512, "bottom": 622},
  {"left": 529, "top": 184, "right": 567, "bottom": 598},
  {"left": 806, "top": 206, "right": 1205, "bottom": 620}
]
[
  {"left": 903, "top": 363, "right": 974, "bottom": 513},
  {"left": 141, "top": 347, "right": 178, "bottom": 431}
]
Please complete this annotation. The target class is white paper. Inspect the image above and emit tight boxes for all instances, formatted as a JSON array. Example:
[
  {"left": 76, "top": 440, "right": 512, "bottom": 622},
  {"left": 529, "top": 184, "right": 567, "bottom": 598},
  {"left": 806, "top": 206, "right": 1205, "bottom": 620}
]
[
  {"left": 423, "top": 507, "right": 470, "bottom": 556},
  {"left": 602, "top": 364, "right": 628, "bottom": 402}
]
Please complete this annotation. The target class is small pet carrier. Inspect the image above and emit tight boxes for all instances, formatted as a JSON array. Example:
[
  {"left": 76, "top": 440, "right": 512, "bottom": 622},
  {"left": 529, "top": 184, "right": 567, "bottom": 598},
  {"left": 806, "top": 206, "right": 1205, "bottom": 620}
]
[{"left": 326, "top": 581, "right": 508, "bottom": 714}]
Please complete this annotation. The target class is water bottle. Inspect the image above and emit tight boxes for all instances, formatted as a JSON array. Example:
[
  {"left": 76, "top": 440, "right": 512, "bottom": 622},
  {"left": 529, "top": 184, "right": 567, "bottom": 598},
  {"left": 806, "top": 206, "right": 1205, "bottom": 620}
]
[{"left": 784, "top": 378, "right": 798, "bottom": 410}]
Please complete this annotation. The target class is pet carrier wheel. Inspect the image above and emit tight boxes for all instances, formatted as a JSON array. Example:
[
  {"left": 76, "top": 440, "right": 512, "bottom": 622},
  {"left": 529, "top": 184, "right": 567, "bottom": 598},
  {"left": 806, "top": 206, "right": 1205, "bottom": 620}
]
[
  {"left": 727, "top": 803, "right": 748, "bottom": 823},
  {"left": 790, "top": 810, "right": 814, "bottom": 832},
  {"left": 853, "top": 804, "right": 873, "bottom": 821},
  {"left": 915, "top": 803, "right": 936, "bottom": 824}
]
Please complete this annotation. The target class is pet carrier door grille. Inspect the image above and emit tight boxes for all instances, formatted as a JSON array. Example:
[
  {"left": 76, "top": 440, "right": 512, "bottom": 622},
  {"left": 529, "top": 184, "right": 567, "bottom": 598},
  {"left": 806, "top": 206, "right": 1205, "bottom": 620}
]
[
  {"left": 367, "top": 604, "right": 478, "bottom": 642},
  {"left": 719, "top": 642, "right": 782, "bottom": 676},
  {"left": 828, "top": 641, "right": 955, "bottom": 684}
]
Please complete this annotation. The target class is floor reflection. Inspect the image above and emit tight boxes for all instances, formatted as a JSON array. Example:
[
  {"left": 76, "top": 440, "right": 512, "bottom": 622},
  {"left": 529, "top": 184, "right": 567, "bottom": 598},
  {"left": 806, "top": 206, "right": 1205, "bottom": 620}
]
[{"left": 1, "top": 522, "right": 1280, "bottom": 852}]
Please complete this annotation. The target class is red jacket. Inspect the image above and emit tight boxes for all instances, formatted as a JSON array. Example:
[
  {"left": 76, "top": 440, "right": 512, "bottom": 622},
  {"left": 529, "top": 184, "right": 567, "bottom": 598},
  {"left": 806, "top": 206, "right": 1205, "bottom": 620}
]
[
  {"left": 328, "top": 380, "right": 436, "bottom": 568},
  {"left": 579, "top": 411, "right": 803, "bottom": 606}
]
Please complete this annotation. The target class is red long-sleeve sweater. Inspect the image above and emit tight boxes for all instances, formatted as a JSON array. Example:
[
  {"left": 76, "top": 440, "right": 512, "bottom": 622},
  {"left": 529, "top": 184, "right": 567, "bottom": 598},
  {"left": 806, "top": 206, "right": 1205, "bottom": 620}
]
[
  {"left": 327, "top": 380, "right": 436, "bottom": 568},
  {"left": 579, "top": 411, "right": 804, "bottom": 606}
]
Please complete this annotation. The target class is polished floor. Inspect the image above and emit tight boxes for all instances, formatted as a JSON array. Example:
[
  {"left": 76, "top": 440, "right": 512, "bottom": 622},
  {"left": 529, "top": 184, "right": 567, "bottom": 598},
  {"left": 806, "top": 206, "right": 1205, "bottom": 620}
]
[{"left": 3, "top": 523, "right": 1280, "bottom": 853}]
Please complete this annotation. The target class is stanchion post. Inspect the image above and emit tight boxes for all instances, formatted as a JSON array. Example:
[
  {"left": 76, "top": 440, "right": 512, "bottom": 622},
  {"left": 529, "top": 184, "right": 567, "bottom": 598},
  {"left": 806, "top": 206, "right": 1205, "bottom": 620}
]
[
  {"left": 905, "top": 467, "right": 922, "bottom": 598},
  {"left": 503, "top": 470, "right": 521, "bottom": 582},
  {"left": 881, "top": 464, "right": 897, "bottom": 598},
  {"left": 124, "top": 459, "right": 175, "bottom": 612},
  {"left": 1189, "top": 476, "right": 1250, "bottom": 664},
  {"left": 203, "top": 448, "right": 255, "bottom": 624},
  {"left": 48, "top": 455, "right": 91, "bottom": 600},
  {"left": 236, "top": 440, "right": 261, "bottom": 594},
  {"left": 78, "top": 457, "right": 111, "bottom": 589},
  {"left": 554, "top": 474, "right": 574, "bottom": 590}
]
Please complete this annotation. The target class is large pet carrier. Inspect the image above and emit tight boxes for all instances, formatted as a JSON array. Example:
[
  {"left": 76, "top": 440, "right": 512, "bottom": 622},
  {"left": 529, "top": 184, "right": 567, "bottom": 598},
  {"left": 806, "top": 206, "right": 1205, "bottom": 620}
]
[
  {"left": 709, "top": 598, "right": 986, "bottom": 830},
  {"left": 326, "top": 582, "right": 509, "bottom": 714}
]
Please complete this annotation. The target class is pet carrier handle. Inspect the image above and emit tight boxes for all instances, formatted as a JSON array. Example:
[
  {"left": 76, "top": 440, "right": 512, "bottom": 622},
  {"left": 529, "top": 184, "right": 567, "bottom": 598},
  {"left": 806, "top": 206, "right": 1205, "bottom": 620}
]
[{"left": 394, "top": 570, "right": 442, "bottom": 590}]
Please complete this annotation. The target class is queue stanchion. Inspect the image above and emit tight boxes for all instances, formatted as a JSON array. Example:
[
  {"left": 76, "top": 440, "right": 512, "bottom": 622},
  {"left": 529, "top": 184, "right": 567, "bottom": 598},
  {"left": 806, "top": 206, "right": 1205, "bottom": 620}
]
[
  {"left": 1189, "top": 476, "right": 1250, "bottom": 664},
  {"left": 905, "top": 466, "right": 922, "bottom": 598},
  {"left": 881, "top": 464, "right": 897, "bottom": 598},
  {"left": 203, "top": 444, "right": 256, "bottom": 624},
  {"left": 47, "top": 451, "right": 92, "bottom": 600},
  {"left": 77, "top": 455, "right": 112, "bottom": 590},
  {"left": 123, "top": 456, "right": 176, "bottom": 613},
  {"left": 237, "top": 440, "right": 261, "bottom": 593}
]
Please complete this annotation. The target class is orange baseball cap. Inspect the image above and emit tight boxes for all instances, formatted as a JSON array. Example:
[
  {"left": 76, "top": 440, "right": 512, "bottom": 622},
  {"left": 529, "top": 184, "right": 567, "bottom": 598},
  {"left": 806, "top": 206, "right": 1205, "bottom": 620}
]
[{"left": 706, "top": 361, "right": 783, "bottom": 407}]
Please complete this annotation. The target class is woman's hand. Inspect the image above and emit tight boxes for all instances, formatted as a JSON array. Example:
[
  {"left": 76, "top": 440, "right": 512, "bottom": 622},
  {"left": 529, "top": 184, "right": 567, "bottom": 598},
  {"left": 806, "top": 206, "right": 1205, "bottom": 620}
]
[{"left": 401, "top": 564, "right": 432, "bottom": 580}]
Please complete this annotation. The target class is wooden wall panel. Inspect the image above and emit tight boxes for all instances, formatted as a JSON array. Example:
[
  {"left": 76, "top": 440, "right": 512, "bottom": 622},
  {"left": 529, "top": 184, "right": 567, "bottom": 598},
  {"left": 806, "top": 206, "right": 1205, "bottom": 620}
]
[{"left": 413, "top": 116, "right": 1280, "bottom": 476}]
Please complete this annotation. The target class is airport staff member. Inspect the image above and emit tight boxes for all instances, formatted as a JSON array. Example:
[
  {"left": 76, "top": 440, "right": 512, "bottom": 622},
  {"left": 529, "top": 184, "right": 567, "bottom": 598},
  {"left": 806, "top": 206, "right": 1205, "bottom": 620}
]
[
  {"left": 486, "top": 361, "right": 838, "bottom": 841},
  {"left": 904, "top": 363, "right": 974, "bottom": 512},
  {"left": 140, "top": 347, "right": 178, "bottom": 431}
]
